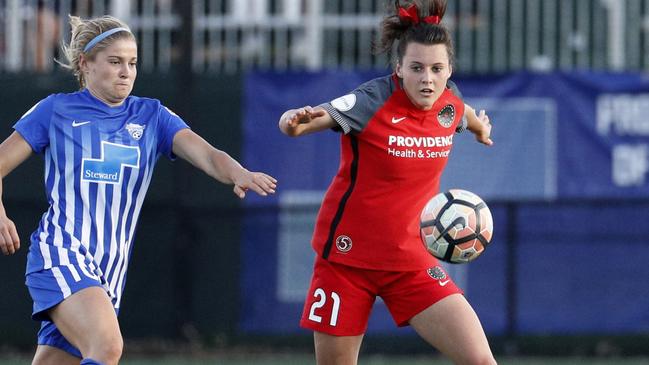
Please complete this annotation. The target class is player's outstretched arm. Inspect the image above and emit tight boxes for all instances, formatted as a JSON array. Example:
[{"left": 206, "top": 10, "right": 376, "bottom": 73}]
[
  {"left": 172, "top": 129, "right": 277, "bottom": 199},
  {"left": 464, "top": 103, "right": 493, "bottom": 146},
  {"left": 0, "top": 132, "right": 33, "bottom": 255},
  {"left": 278, "top": 106, "right": 336, "bottom": 137}
]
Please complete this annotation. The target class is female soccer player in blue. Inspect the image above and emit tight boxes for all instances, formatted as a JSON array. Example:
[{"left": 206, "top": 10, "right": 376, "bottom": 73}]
[
  {"left": 0, "top": 15, "right": 276, "bottom": 365},
  {"left": 278, "top": 1, "right": 495, "bottom": 364}
]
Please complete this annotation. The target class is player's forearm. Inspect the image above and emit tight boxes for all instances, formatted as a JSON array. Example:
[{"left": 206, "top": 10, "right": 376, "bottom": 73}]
[
  {"left": 0, "top": 178, "right": 11, "bottom": 231},
  {"left": 206, "top": 149, "right": 246, "bottom": 185},
  {"left": 0, "top": 163, "right": 7, "bottom": 217},
  {"left": 0, "top": 177, "right": 5, "bottom": 216}
]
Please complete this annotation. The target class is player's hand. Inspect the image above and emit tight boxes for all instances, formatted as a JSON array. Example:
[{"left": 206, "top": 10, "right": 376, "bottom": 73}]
[
  {"left": 284, "top": 106, "right": 326, "bottom": 128},
  {"left": 0, "top": 212, "right": 20, "bottom": 255},
  {"left": 473, "top": 109, "right": 493, "bottom": 146},
  {"left": 231, "top": 169, "right": 277, "bottom": 199}
]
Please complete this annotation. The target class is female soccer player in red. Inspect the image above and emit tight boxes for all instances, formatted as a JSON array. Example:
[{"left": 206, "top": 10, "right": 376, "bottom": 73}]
[
  {"left": 0, "top": 15, "right": 276, "bottom": 365},
  {"left": 278, "top": 1, "right": 495, "bottom": 364}
]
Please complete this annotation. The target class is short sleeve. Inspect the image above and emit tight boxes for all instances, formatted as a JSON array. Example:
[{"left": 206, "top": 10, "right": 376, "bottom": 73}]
[
  {"left": 157, "top": 105, "right": 190, "bottom": 160},
  {"left": 13, "top": 96, "right": 54, "bottom": 154},
  {"left": 447, "top": 80, "right": 467, "bottom": 133},
  {"left": 320, "top": 76, "right": 393, "bottom": 134}
]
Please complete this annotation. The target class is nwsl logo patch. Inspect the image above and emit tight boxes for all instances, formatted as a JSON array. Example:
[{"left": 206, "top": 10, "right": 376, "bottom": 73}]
[
  {"left": 437, "top": 105, "right": 455, "bottom": 128},
  {"left": 331, "top": 94, "right": 356, "bottom": 112},
  {"left": 126, "top": 123, "right": 146, "bottom": 140}
]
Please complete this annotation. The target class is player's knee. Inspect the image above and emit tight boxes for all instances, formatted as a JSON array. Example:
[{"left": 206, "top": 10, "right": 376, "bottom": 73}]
[
  {"left": 316, "top": 353, "right": 358, "bottom": 365},
  {"left": 103, "top": 335, "right": 124, "bottom": 362},
  {"left": 459, "top": 352, "right": 497, "bottom": 365},
  {"left": 86, "top": 334, "right": 123, "bottom": 364}
]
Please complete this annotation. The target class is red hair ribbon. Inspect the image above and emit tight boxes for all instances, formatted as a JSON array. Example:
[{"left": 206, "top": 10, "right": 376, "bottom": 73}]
[
  {"left": 423, "top": 15, "right": 440, "bottom": 24},
  {"left": 398, "top": 4, "right": 440, "bottom": 25}
]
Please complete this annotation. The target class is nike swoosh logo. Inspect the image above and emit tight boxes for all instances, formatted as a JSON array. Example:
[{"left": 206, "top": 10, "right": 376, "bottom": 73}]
[
  {"left": 72, "top": 121, "right": 91, "bottom": 127},
  {"left": 439, "top": 280, "right": 450, "bottom": 286},
  {"left": 391, "top": 116, "right": 406, "bottom": 124}
]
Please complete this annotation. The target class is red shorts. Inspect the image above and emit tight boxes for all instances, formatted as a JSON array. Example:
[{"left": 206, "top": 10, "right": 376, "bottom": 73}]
[{"left": 300, "top": 256, "right": 463, "bottom": 336}]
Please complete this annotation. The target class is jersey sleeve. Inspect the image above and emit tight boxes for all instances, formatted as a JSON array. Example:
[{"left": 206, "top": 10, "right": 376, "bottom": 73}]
[
  {"left": 319, "top": 76, "right": 393, "bottom": 134},
  {"left": 447, "top": 80, "right": 468, "bottom": 133},
  {"left": 157, "top": 104, "right": 190, "bottom": 160},
  {"left": 12, "top": 96, "right": 54, "bottom": 154}
]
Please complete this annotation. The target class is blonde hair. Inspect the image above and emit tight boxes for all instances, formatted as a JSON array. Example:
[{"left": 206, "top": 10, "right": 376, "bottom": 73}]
[{"left": 58, "top": 15, "right": 135, "bottom": 89}]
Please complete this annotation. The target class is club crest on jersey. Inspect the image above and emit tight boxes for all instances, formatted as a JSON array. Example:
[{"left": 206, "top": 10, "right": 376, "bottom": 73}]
[
  {"left": 437, "top": 105, "right": 455, "bottom": 128},
  {"left": 126, "top": 123, "right": 146, "bottom": 140},
  {"left": 331, "top": 94, "right": 356, "bottom": 112},
  {"left": 335, "top": 235, "right": 353, "bottom": 253},
  {"left": 427, "top": 266, "right": 447, "bottom": 280}
]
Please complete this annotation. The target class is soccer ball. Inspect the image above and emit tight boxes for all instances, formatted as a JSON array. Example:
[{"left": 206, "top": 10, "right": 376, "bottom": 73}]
[{"left": 420, "top": 189, "right": 493, "bottom": 264}]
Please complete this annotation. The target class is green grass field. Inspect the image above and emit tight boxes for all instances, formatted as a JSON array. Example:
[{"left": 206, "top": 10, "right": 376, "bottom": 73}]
[{"left": 2, "top": 355, "right": 649, "bottom": 365}]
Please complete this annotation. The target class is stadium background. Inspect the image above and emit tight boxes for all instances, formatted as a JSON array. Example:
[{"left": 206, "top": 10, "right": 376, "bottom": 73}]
[{"left": 1, "top": 0, "right": 649, "bottom": 363}]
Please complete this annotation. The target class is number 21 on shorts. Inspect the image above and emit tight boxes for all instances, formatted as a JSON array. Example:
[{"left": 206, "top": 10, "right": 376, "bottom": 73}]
[{"left": 308, "top": 288, "right": 340, "bottom": 326}]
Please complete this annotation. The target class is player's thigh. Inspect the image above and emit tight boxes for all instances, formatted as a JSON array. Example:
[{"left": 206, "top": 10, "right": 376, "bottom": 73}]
[
  {"left": 314, "top": 331, "right": 364, "bottom": 365},
  {"left": 48, "top": 286, "right": 122, "bottom": 353},
  {"left": 409, "top": 294, "right": 496, "bottom": 365},
  {"left": 380, "top": 265, "right": 462, "bottom": 327},
  {"left": 32, "top": 344, "right": 80, "bottom": 365},
  {"left": 300, "top": 258, "right": 376, "bottom": 336}
]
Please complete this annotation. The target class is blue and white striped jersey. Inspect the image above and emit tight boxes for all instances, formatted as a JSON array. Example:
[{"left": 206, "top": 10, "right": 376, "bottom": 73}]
[{"left": 14, "top": 89, "right": 188, "bottom": 309}]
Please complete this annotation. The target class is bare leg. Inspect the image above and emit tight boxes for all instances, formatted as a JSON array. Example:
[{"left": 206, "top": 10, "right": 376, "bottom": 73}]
[
  {"left": 313, "top": 331, "right": 364, "bottom": 365},
  {"left": 32, "top": 345, "right": 80, "bottom": 365},
  {"left": 409, "top": 294, "right": 496, "bottom": 365},
  {"left": 44, "top": 286, "right": 123, "bottom": 365}
]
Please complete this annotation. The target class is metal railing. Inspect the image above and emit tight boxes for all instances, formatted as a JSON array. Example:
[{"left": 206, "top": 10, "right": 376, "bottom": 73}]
[{"left": 0, "top": 0, "right": 643, "bottom": 74}]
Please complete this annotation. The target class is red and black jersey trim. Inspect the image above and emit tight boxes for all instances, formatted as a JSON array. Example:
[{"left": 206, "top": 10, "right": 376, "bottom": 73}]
[{"left": 322, "top": 135, "right": 359, "bottom": 259}]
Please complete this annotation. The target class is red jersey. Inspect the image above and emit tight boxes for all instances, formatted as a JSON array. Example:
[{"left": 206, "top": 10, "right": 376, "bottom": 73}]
[{"left": 314, "top": 74, "right": 465, "bottom": 271}]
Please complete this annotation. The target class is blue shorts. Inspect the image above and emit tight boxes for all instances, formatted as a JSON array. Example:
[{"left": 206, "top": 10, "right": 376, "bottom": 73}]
[
  {"left": 37, "top": 320, "right": 82, "bottom": 358},
  {"left": 26, "top": 267, "right": 105, "bottom": 358}
]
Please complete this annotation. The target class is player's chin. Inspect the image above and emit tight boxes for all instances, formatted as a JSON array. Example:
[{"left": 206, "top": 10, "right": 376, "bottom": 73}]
[
  {"left": 415, "top": 100, "right": 435, "bottom": 110},
  {"left": 114, "top": 85, "right": 133, "bottom": 98}
]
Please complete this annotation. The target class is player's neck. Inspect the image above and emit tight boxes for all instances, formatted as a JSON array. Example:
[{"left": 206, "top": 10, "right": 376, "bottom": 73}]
[{"left": 85, "top": 86, "right": 126, "bottom": 107}]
